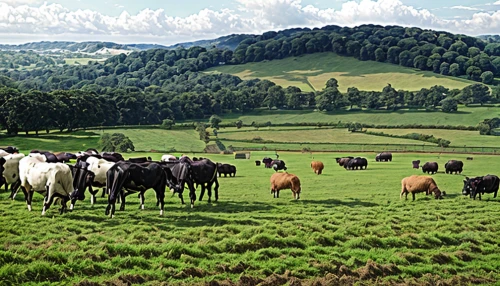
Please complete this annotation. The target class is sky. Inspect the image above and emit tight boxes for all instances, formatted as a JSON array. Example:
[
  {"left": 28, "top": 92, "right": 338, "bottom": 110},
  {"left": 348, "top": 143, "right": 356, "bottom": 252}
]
[{"left": 0, "top": 0, "right": 499, "bottom": 45}]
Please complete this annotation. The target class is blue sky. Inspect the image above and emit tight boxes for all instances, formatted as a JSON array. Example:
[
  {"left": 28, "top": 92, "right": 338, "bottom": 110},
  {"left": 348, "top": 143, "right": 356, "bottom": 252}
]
[{"left": 0, "top": 0, "right": 499, "bottom": 45}]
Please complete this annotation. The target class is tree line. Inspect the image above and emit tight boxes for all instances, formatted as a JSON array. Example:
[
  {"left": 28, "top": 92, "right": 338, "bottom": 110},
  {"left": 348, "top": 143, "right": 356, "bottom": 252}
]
[{"left": 0, "top": 76, "right": 496, "bottom": 135}]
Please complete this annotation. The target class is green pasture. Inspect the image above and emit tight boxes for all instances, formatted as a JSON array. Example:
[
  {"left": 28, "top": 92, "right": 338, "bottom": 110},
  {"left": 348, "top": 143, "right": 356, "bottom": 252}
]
[
  {"left": 217, "top": 105, "right": 500, "bottom": 127},
  {"left": 0, "top": 151, "right": 499, "bottom": 285},
  {"left": 206, "top": 53, "right": 476, "bottom": 92}
]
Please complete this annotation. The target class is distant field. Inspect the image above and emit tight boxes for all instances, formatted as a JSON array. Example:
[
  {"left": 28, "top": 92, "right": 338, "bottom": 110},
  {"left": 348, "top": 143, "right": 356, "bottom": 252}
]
[
  {"left": 218, "top": 105, "right": 500, "bottom": 127},
  {"left": 64, "top": 58, "right": 106, "bottom": 65},
  {"left": 206, "top": 53, "right": 476, "bottom": 92},
  {"left": 366, "top": 128, "right": 500, "bottom": 148}
]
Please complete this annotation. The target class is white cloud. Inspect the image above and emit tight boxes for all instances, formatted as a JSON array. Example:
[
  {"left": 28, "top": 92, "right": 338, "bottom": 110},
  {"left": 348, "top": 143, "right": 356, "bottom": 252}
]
[
  {"left": 0, "top": 0, "right": 41, "bottom": 6},
  {"left": 493, "top": 1, "right": 500, "bottom": 5},
  {"left": 450, "top": 5, "right": 481, "bottom": 11},
  {"left": 0, "top": 0, "right": 499, "bottom": 45}
]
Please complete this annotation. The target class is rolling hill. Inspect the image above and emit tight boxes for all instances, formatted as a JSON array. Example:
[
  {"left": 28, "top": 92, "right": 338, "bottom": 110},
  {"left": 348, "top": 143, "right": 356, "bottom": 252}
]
[{"left": 206, "top": 52, "right": 478, "bottom": 93}]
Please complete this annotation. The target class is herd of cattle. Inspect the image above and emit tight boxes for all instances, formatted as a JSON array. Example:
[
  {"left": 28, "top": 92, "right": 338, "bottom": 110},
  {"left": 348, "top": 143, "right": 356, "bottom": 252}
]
[
  {"left": 0, "top": 147, "right": 498, "bottom": 216},
  {"left": 0, "top": 147, "right": 239, "bottom": 217}
]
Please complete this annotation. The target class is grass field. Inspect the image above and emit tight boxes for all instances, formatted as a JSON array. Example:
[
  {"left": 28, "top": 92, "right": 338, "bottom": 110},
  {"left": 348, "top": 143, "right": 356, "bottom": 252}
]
[
  {"left": 63, "top": 58, "right": 106, "bottom": 65},
  {"left": 1, "top": 151, "right": 499, "bottom": 285},
  {"left": 218, "top": 105, "right": 500, "bottom": 127},
  {"left": 206, "top": 53, "right": 477, "bottom": 92}
]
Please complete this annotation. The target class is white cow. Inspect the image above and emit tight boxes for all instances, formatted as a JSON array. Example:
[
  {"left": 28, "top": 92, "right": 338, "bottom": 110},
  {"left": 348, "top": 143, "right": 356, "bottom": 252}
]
[
  {"left": 161, "top": 154, "right": 177, "bottom": 162},
  {"left": 19, "top": 156, "right": 74, "bottom": 215},
  {"left": 85, "top": 156, "right": 115, "bottom": 204},
  {"left": 1, "top": 153, "right": 25, "bottom": 196}
]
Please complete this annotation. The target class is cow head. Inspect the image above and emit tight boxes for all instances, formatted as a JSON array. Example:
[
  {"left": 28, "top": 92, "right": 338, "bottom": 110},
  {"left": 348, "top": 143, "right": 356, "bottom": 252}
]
[{"left": 462, "top": 177, "right": 473, "bottom": 196}]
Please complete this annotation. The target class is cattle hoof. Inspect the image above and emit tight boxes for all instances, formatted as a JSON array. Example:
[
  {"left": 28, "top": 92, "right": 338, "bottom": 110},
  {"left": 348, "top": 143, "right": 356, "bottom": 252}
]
[
  {"left": 191, "top": 204, "right": 194, "bottom": 208},
  {"left": 141, "top": 205, "right": 145, "bottom": 210},
  {"left": 41, "top": 210, "right": 46, "bottom": 216},
  {"left": 160, "top": 210, "right": 164, "bottom": 216},
  {"left": 70, "top": 204, "right": 74, "bottom": 210},
  {"left": 27, "top": 205, "right": 32, "bottom": 212}
]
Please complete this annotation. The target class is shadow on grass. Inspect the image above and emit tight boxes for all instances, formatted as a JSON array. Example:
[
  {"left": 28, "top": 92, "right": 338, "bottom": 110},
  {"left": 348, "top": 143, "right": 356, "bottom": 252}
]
[{"left": 300, "top": 198, "right": 379, "bottom": 207}]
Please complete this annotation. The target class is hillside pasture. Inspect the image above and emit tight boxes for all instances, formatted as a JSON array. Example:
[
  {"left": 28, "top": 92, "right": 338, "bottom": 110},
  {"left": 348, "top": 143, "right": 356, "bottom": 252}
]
[
  {"left": 218, "top": 105, "right": 500, "bottom": 127},
  {"left": 206, "top": 52, "right": 476, "bottom": 92},
  {"left": 0, "top": 151, "right": 499, "bottom": 285},
  {"left": 63, "top": 58, "right": 106, "bottom": 65}
]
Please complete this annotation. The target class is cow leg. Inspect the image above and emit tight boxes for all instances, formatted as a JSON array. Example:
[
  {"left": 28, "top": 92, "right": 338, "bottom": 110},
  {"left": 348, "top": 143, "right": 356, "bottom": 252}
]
[
  {"left": 155, "top": 187, "right": 165, "bottom": 216},
  {"left": 24, "top": 187, "right": 34, "bottom": 211},
  {"left": 213, "top": 179, "right": 219, "bottom": 202},
  {"left": 277, "top": 190, "right": 280, "bottom": 198},
  {"left": 199, "top": 184, "right": 206, "bottom": 201},
  {"left": 494, "top": 190, "right": 498, "bottom": 198},
  {"left": 89, "top": 186, "right": 99, "bottom": 205},
  {"left": 119, "top": 192, "right": 127, "bottom": 211},
  {"left": 139, "top": 192, "right": 145, "bottom": 210},
  {"left": 412, "top": 193, "right": 416, "bottom": 201},
  {"left": 42, "top": 186, "right": 53, "bottom": 216}
]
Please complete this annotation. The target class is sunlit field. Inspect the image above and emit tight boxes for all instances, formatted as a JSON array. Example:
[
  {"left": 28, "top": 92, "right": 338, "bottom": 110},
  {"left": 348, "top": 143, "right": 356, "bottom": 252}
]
[{"left": 1, "top": 151, "right": 499, "bottom": 285}]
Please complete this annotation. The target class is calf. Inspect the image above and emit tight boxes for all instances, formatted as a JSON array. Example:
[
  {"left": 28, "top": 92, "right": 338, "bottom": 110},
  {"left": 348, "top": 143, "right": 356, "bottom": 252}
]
[{"left": 270, "top": 172, "right": 301, "bottom": 200}]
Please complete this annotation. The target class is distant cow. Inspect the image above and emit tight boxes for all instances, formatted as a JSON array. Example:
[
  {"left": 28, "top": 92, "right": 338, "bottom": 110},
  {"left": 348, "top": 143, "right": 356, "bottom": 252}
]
[
  {"left": 466, "top": 157, "right": 473, "bottom": 160},
  {"left": 462, "top": 175, "right": 499, "bottom": 200},
  {"left": 412, "top": 160, "right": 420, "bottom": 169},
  {"left": 271, "top": 160, "right": 287, "bottom": 172},
  {"left": 161, "top": 154, "right": 177, "bottom": 162},
  {"left": 445, "top": 160, "right": 463, "bottom": 174},
  {"left": 101, "top": 152, "right": 124, "bottom": 162},
  {"left": 270, "top": 172, "right": 301, "bottom": 200},
  {"left": 217, "top": 163, "right": 236, "bottom": 177},
  {"left": 311, "top": 161, "right": 324, "bottom": 175},
  {"left": 345, "top": 157, "right": 368, "bottom": 170},
  {"left": 422, "top": 162, "right": 439, "bottom": 174},
  {"left": 336, "top": 157, "right": 353, "bottom": 167},
  {"left": 255, "top": 160, "right": 261, "bottom": 166},
  {"left": 401, "top": 175, "right": 444, "bottom": 201},
  {"left": 262, "top": 157, "right": 273, "bottom": 168},
  {"left": 376, "top": 152, "right": 392, "bottom": 162}
]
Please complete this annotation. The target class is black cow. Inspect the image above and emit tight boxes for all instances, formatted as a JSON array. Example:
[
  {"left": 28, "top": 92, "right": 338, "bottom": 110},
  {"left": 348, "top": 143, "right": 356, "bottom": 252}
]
[
  {"left": 422, "top": 162, "right": 438, "bottom": 174},
  {"left": 68, "top": 160, "right": 95, "bottom": 210},
  {"left": 445, "top": 160, "right": 463, "bottom": 174},
  {"left": 345, "top": 157, "right": 368, "bottom": 170},
  {"left": 101, "top": 152, "right": 125, "bottom": 162},
  {"left": 217, "top": 163, "right": 237, "bottom": 177},
  {"left": 104, "top": 161, "right": 175, "bottom": 217},
  {"left": 462, "top": 175, "right": 499, "bottom": 200},
  {"left": 178, "top": 157, "right": 219, "bottom": 208},
  {"left": 376, "top": 152, "right": 392, "bottom": 162},
  {"left": 1, "top": 146, "right": 19, "bottom": 154},
  {"left": 262, "top": 157, "right": 273, "bottom": 168},
  {"left": 412, "top": 160, "right": 420, "bottom": 169},
  {"left": 271, "top": 160, "right": 287, "bottom": 172},
  {"left": 55, "top": 152, "right": 77, "bottom": 163}
]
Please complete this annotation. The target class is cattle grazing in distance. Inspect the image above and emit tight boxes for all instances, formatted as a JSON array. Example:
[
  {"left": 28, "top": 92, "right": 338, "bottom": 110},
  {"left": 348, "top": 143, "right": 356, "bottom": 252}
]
[
  {"left": 271, "top": 160, "right": 287, "bottom": 172},
  {"left": 270, "top": 172, "right": 301, "bottom": 200},
  {"left": 412, "top": 160, "right": 420, "bottom": 169},
  {"left": 217, "top": 163, "right": 236, "bottom": 177},
  {"left": 336, "top": 157, "right": 353, "bottom": 167},
  {"left": 311, "top": 161, "right": 324, "bottom": 175},
  {"left": 401, "top": 175, "right": 444, "bottom": 201},
  {"left": 466, "top": 157, "right": 474, "bottom": 160},
  {"left": 376, "top": 152, "right": 392, "bottom": 162},
  {"left": 262, "top": 157, "right": 273, "bottom": 168},
  {"left": 18, "top": 155, "right": 75, "bottom": 215},
  {"left": 344, "top": 157, "right": 368, "bottom": 170},
  {"left": 462, "top": 175, "right": 499, "bottom": 200},
  {"left": 422, "top": 162, "right": 439, "bottom": 174},
  {"left": 255, "top": 160, "right": 261, "bottom": 166},
  {"left": 445, "top": 160, "right": 464, "bottom": 174}
]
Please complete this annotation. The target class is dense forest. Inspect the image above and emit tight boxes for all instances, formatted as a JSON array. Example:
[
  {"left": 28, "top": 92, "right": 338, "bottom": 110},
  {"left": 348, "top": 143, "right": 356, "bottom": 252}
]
[{"left": 1, "top": 24, "right": 500, "bottom": 135}]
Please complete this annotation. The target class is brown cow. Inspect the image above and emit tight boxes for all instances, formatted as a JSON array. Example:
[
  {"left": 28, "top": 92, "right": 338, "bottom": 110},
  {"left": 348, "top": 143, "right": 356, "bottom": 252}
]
[
  {"left": 311, "top": 161, "right": 324, "bottom": 175},
  {"left": 401, "top": 175, "right": 444, "bottom": 201},
  {"left": 270, "top": 172, "right": 301, "bottom": 200}
]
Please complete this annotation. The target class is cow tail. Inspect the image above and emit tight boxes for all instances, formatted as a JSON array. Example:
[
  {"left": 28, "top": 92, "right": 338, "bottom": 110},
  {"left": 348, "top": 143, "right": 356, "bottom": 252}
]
[{"left": 109, "top": 167, "right": 124, "bottom": 202}]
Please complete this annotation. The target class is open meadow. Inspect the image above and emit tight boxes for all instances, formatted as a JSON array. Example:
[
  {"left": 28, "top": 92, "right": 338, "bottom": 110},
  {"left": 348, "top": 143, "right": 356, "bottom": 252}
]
[
  {"left": 206, "top": 53, "right": 477, "bottom": 92},
  {"left": 0, "top": 151, "right": 499, "bottom": 285}
]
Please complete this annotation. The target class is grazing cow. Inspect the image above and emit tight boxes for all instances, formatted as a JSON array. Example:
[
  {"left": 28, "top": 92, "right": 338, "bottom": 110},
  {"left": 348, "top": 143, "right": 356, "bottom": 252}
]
[
  {"left": 1, "top": 146, "right": 19, "bottom": 154},
  {"left": 400, "top": 175, "right": 444, "bottom": 201},
  {"left": 161, "top": 154, "right": 177, "bottom": 162},
  {"left": 177, "top": 157, "right": 219, "bottom": 208},
  {"left": 310, "top": 161, "right": 324, "bottom": 175},
  {"left": 255, "top": 160, "right": 261, "bottom": 166},
  {"left": 217, "top": 163, "right": 237, "bottom": 177},
  {"left": 466, "top": 157, "right": 474, "bottom": 160},
  {"left": 1, "top": 153, "right": 25, "bottom": 197},
  {"left": 422, "top": 162, "right": 439, "bottom": 174},
  {"left": 345, "top": 157, "right": 368, "bottom": 170},
  {"left": 376, "top": 152, "right": 392, "bottom": 162},
  {"left": 271, "top": 160, "right": 287, "bottom": 172},
  {"left": 262, "top": 157, "right": 273, "bottom": 168},
  {"left": 270, "top": 172, "right": 301, "bottom": 200},
  {"left": 101, "top": 152, "right": 124, "bottom": 162},
  {"left": 105, "top": 161, "right": 175, "bottom": 217},
  {"left": 18, "top": 156, "right": 75, "bottom": 215},
  {"left": 336, "top": 157, "right": 353, "bottom": 167},
  {"left": 445, "top": 160, "right": 464, "bottom": 174},
  {"left": 462, "top": 175, "right": 499, "bottom": 200},
  {"left": 412, "top": 160, "right": 420, "bottom": 169}
]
